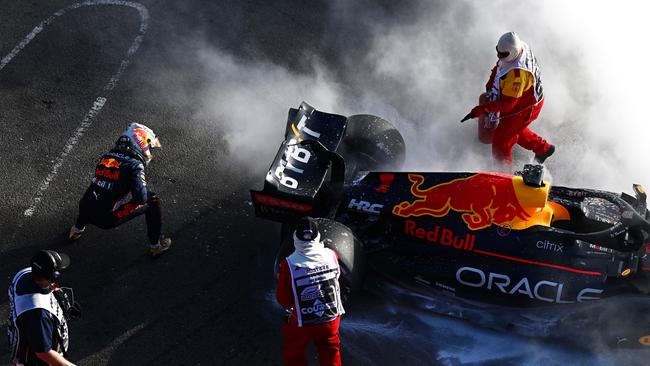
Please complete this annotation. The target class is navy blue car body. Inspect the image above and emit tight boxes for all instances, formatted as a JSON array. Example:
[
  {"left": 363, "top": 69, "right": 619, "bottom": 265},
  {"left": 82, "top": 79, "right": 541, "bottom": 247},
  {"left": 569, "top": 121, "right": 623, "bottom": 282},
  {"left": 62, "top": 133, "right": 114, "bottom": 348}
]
[{"left": 252, "top": 102, "right": 650, "bottom": 346}]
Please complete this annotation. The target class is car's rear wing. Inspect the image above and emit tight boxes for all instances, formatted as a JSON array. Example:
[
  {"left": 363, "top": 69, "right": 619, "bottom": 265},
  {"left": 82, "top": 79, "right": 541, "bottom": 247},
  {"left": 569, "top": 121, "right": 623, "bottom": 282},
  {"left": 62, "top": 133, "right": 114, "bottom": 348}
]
[{"left": 250, "top": 102, "right": 347, "bottom": 222}]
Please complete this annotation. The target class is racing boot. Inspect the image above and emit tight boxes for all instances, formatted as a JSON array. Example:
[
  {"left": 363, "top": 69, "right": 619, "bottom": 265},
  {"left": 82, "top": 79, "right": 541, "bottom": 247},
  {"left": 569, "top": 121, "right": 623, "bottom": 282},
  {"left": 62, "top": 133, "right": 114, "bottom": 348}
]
[
  {"left": 149, "top": 237, "right": 172, "bottom": 258},
  {"left": 68, "top": 226, "right": 85, "bottom": 242},
  {"left": 534, "top": 144, "right": 555, "bottom": 164}
]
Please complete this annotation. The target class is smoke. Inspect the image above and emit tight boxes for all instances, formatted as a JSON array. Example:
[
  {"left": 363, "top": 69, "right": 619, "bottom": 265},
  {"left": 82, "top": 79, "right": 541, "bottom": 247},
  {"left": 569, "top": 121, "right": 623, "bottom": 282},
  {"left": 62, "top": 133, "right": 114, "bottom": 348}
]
[
  {"left": 191, "top": 0, "right": 649, "bottom": 193},
  {"left": 533, "top": 1, "right": 650, "bottom": 192},
  {"left": 335, "top": 0, "right": 650, "bottom": 192},
  {"left": 193, "top": 47, "right": 343, "bottom": 172},
  {"left": 176, "top": 1, "right": 650, "bottom": 363},
  {"left": 340, "top": 290, "right": 649, "bottom": 366}
]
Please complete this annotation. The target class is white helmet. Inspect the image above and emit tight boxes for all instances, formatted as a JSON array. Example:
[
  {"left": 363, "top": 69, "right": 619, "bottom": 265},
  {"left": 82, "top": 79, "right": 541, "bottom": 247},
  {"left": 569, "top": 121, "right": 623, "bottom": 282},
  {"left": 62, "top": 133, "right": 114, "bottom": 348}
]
[
  {"left": 115, "top": 123, "right": 161, "bottom": 165},
  {"left": 496, "top": 32, "right": 523, "bottom": 63}
]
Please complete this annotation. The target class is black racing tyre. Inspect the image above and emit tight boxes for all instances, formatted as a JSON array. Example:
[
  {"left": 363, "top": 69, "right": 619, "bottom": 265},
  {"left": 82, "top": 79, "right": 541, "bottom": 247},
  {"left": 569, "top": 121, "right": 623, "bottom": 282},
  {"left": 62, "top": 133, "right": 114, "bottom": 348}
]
[
  {"left": 274, "top": 218, "right": 365, "bottom": 304},
  {"left": 338, "top": 114, "right": 405, "bottom": 178}
]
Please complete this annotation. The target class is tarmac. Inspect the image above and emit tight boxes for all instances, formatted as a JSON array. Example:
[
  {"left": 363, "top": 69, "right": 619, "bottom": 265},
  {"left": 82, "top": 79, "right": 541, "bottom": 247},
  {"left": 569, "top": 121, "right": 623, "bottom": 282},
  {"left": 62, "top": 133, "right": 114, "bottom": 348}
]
[{"left": 2, "top": 2, "right": 649, "bottom": 365}]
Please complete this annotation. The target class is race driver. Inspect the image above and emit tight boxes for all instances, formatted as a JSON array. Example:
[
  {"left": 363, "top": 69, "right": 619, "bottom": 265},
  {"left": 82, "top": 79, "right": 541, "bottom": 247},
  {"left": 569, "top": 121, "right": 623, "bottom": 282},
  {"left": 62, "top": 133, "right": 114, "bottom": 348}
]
[
  {"left": 462, "top": 31, "right": 555, "bottom": 167},
  {"left": 276, "top": 216, "right": 345, "bottom": 366},
  {"left": 68, "top": 123, "right": 171, "bottom": 258}
]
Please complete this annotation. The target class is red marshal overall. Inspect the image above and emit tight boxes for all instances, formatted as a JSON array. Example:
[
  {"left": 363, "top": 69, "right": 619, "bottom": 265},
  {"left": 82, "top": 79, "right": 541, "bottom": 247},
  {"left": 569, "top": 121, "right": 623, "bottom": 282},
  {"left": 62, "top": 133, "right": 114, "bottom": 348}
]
[
  {"left": 481, "top": 41, "right": 552, "bottom": 165},
  {"left": 277, "top": 233, "right": 344, "bottom": 366}
]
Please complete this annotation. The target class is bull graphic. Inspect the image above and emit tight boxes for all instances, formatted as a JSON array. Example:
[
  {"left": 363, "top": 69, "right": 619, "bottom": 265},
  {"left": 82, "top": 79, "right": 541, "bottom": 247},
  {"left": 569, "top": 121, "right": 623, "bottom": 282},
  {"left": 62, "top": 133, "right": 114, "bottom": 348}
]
[
  {"left": 392, "top": 174, "right": 531, "bottom": 230},
  {"left": 99, "top": 158, "right": 121, "bottom": 168}
]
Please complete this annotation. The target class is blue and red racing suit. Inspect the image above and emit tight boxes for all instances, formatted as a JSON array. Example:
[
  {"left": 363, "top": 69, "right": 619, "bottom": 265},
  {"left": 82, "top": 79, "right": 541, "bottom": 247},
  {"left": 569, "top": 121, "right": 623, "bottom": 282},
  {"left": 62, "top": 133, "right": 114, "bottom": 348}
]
[{"left": 74, "top": 149, "right": 162, "bottom": 245}]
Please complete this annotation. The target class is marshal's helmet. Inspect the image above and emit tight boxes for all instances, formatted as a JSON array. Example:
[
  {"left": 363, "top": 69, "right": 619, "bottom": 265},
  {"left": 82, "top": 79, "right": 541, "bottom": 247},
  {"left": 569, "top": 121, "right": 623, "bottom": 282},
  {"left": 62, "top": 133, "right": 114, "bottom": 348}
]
[
  {"left": 496, "top": 31, "right": 523, "bottom": 63},
  {"left": 115, "top": 123, "right": 161, "bottom": 165},
  {"left": 294, "top": 216, "right": 320, "bottom": 242}
]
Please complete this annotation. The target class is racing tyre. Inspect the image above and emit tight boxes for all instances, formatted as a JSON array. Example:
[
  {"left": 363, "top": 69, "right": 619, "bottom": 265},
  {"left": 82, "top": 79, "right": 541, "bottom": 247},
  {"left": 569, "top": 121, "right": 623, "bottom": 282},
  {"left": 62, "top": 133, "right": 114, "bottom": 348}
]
[
  {"left": 274, "top": 218, "right": 365, "bottom": 304},
  {"left": 339, "top": 114, "right": 405, "bottom": 179}
]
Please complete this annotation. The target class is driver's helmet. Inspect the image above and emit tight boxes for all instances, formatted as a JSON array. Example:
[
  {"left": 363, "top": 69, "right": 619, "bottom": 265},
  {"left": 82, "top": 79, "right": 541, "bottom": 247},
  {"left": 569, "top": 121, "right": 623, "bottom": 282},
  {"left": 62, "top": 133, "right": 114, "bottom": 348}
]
[
  {"left": 115, "top": 123, "right": 161, "bottom": 165},
  {"left": 496, "top": 31, "right": 523, "bottom": 63}
]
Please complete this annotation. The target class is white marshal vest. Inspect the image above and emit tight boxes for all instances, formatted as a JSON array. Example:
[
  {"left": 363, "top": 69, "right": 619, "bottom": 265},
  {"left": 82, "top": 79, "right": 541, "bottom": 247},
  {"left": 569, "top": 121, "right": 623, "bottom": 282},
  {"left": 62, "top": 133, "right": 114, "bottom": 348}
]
[
  {"left": 287, "top": 248, "right": 345, "bottom": 327},
  {"left": 486, "top": 42, "right": 543, "bottom": 123},
  {"left": 8, "top": 268, "right": 69, "bottom": 363}
]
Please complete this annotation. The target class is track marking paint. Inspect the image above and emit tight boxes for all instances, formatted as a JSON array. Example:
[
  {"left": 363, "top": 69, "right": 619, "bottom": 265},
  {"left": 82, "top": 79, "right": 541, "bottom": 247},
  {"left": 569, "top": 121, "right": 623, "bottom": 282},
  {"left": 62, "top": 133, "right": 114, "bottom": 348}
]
[
  {"left": 23, "top": 97, "right": 107, "bottom": 217},
  {"left": 77, "top": 322, "right": 147, "bottom": 364},
  {"left": 0, "top": 1, "right": 149, "bottom": 217}
]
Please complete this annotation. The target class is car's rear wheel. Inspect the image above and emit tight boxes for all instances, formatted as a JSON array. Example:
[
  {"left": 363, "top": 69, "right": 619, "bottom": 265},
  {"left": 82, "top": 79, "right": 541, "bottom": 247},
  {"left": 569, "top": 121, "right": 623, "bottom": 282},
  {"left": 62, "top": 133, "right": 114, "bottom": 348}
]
[{"left": 338, "top": 114, "right": 405, "bottom": 180}]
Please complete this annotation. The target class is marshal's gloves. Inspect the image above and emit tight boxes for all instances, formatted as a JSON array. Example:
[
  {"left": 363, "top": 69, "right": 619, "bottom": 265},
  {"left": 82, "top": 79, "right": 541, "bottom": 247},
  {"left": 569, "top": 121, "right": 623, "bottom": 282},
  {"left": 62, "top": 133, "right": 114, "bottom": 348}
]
[
  {"left": 461, "top": 105, "right": 486, "bottom": 123},
  {"left": 149, "top": 192, "right": 161, "bottom": 207}
]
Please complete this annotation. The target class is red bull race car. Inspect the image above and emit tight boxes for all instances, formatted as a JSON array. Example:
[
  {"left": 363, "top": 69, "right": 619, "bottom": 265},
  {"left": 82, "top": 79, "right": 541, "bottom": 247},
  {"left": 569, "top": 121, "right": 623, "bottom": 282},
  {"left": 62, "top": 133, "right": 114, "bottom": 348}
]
[{"left": 251, "top": 102, "right": 650, "bottom": 347}]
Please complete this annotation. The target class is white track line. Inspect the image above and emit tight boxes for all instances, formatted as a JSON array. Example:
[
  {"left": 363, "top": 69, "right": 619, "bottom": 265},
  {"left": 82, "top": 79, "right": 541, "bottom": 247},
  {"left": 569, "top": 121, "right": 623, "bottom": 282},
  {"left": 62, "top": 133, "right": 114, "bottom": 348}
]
[
  {"left": 77, "top": 322, "right": 147, "bottom": 365},
  {"left": 0, "top": 1, "right": 149, "bottom": 217},
  {"left": 23, "top": 97, "right": 107, "bottom": 217}
]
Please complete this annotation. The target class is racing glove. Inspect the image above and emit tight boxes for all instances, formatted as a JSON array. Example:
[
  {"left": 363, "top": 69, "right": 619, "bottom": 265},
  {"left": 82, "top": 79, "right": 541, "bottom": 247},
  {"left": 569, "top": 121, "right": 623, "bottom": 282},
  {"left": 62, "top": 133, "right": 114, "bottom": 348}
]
[{"left": 149, "top": 192, "right": 161, "bottom": 207}]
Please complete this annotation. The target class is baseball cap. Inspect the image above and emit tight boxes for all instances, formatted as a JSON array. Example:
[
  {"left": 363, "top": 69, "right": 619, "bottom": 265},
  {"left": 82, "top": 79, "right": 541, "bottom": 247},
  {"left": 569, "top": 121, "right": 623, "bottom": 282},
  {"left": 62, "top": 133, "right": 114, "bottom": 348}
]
[
  {"left": 31, "top": 250, "right": 71, "bottom": 281},
  {"left": 294, "top": 216, "right": 319, "bottom": 241}
]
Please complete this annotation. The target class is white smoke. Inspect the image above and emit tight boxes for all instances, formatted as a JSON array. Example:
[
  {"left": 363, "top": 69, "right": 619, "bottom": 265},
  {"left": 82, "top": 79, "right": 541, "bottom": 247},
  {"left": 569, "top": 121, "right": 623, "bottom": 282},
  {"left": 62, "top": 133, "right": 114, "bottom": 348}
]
[
  {"left": 535, "top": 0, "right": 650, "bottom": 192},
  {"left": 196, "top": 1, "right": 650, "bottom": 194},
  {"left": 186, "top": 1, "right": 650, "bottom": 362},
  {"left": 193, "top": 47, "right": 343, "bottom": 173},
  {"left": 340, "top": 0, "right": 650, "bottom": 192}
]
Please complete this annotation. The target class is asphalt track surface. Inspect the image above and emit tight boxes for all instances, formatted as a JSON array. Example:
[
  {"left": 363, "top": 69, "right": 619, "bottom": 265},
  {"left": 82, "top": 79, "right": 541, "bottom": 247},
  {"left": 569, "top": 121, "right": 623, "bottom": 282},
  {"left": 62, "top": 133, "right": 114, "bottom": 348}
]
[
  {"left": 0, "top": 1, "right": 304, "bottom": 364},
  {"left": 1, "top": 2, "right": 649, "bottom": 366},
  {"left": 0, "top": 1, "right": 429, "bottom": 365}
]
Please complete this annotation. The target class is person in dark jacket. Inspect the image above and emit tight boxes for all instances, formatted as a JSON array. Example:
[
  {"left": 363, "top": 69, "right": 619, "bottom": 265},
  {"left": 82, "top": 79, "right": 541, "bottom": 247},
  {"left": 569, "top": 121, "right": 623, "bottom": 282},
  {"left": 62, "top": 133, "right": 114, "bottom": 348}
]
[
  {"left": 276, "top": 217, "right": 345, "bottom": 366},
  {"left": 68, "top": 123, "right": 171, "bottom": 257},
  {"left": 8, "top": 250, "right": 77, "bottom": 366}
]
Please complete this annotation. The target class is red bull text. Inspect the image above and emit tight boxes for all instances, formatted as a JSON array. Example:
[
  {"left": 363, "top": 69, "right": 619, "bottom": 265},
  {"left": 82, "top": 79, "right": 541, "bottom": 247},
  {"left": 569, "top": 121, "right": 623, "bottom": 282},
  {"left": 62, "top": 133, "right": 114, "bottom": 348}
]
[
  {"left": 115, "top": 203, "right": 142, "bottom": 219},
  {"left": 404, "top": 220, "right": 475, "bottom": 251}
]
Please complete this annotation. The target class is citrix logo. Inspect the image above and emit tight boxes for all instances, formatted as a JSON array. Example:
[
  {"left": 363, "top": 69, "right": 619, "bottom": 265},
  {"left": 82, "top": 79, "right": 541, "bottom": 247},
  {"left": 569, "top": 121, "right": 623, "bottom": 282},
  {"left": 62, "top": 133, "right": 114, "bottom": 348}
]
[{"left": 536, "top": 240, "right": 564, "bottom": 253}]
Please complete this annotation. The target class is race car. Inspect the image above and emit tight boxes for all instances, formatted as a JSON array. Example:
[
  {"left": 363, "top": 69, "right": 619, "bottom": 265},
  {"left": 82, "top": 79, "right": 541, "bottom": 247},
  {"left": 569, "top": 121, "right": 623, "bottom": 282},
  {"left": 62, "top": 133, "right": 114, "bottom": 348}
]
[{"left": 251, "top": 101, "right": 650, "bottom": 347}]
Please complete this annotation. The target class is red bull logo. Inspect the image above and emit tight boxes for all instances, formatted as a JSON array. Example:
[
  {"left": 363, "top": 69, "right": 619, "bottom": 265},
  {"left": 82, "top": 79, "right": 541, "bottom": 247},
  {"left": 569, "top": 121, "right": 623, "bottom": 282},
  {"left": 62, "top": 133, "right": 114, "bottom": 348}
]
[
  {"left": 114, "top": 203, "right": 143, "bottom": 219},
  {"left": 132, "top": 128, "right": 150, "bottom": 150},
  {"left": 99, "top": 158, "right": 121, "bottom": 169},
  {"left": 97, "top": 158, "right": 121, "bottom": 180},
  {"left": 393, "top": 174, "right": 531, "bottom": 230}
]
